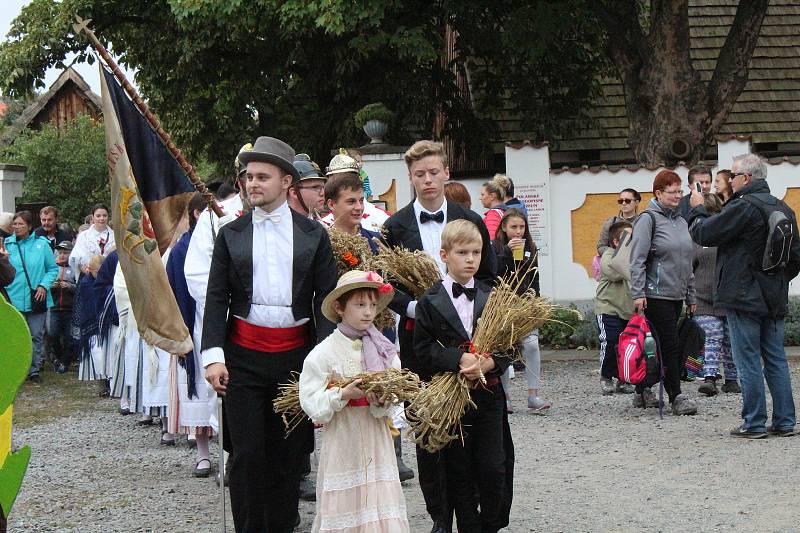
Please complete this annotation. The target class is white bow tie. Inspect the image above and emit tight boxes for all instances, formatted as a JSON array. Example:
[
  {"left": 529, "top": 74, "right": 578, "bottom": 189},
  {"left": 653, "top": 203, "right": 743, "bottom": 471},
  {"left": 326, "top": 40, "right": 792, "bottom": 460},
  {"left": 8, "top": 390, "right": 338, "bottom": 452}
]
[{"left": 253, "top": 209, "right": 281, "bottom": 224}]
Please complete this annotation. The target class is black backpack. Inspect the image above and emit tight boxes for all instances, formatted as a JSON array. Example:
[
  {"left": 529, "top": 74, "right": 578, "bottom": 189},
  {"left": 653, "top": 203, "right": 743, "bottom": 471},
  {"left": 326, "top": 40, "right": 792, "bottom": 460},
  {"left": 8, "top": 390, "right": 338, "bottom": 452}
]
[{"left": 743, "top": 194, "right": 794, "bottom": 272}]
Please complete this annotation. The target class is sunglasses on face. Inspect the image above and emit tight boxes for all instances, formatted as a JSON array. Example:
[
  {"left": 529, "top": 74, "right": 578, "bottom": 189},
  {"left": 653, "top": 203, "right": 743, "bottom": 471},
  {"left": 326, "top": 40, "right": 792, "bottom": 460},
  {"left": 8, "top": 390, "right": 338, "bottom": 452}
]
[{"left": 617, "top": 198, "right": 635, "bottom": 205}]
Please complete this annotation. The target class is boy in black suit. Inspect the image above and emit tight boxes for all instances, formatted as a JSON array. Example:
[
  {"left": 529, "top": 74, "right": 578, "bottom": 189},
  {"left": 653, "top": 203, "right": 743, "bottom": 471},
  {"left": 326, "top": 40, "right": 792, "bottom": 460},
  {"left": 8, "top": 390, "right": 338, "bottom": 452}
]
[
  {"left": 414, "top": 220, "right": 514, "bottom": 533},
  {"left": 382, "top": 140, "right": 496, "bottom": 533}
]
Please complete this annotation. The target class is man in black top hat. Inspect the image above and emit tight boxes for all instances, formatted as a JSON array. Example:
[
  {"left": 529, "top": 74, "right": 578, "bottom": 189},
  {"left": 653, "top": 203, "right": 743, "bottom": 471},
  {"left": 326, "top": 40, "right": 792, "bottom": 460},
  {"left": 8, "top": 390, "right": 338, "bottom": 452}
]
[{"left": 202, "top": 136, "right": 337, "bottom": 532}]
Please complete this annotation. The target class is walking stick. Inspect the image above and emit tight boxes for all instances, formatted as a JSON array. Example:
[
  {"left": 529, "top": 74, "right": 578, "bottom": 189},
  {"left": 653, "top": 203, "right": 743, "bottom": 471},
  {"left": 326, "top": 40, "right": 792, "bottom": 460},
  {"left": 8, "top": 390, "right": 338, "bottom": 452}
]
[{"left": 217, "top": 394, "right": 227, "bottom": 533}]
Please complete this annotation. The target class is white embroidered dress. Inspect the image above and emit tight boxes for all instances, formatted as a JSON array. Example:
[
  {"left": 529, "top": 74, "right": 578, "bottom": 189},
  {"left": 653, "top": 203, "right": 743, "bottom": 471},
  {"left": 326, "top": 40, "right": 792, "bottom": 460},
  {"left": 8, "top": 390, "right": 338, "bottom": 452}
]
[
  {"left": 69, "top": 225, "right": 115, "bottom": 281},
  {"left": 299, "top": 329, "right": 410, "bottom": 533}
]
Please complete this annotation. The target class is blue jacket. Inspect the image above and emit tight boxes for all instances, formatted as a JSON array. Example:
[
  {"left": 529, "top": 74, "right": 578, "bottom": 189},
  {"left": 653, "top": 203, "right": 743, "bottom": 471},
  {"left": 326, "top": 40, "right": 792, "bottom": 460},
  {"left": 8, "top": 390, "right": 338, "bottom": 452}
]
[{"left": 4, "top": 233, "right": 59, "bottom": 312}]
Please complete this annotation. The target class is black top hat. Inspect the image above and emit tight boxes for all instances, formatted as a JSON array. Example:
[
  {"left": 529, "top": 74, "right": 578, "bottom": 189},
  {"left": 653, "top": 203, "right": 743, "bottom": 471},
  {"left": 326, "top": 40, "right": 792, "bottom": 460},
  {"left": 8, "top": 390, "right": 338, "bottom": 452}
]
[
  {"left": 292, "top": 154, "right": 326, "bottom": 182},
  {"left": 237, "top": 136, "right": 301, "bottom": 181}
]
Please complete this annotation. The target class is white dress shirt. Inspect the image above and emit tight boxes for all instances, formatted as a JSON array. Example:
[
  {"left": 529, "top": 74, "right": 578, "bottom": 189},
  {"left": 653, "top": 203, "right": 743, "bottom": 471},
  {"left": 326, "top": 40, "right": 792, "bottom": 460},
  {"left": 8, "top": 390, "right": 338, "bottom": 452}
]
[
  {"left": 200, "top": 201, "right": 307, "bottom": 367},
  {"left": 245, "top": 202, "right": 306, "bottom": 328},
  {"left": 413, "top": 198, "right": 448, "bottom": 276},
  {"left": 442, "top": 274, "right": 475, "bottom": 338}
]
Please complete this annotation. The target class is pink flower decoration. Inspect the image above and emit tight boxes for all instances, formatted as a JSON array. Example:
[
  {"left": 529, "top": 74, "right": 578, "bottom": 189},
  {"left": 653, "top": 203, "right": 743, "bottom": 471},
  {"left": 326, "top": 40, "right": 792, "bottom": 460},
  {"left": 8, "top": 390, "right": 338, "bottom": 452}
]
[
  {"left": 365, "top": 271, "right": 384, "bottom": 283},
  {"left": 378, "top": 283, "right": 393, "bottom": 295}
]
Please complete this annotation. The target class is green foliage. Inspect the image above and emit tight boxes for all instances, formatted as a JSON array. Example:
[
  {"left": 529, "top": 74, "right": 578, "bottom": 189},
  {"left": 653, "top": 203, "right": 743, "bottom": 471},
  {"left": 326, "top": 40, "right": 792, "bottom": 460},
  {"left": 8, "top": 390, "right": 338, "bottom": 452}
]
[
  {"left": 539, "top": 304, "right": 584, "bottom": 348},
  {"left": 2, "top": 115, "right": 109, "bottom": 226},
  {"left": 0, "top": 0, "right": 610, "bottom": 173},
  {"left": 783, "top": 298, "right": 800, "bottom": 346},
  {"left": 354, "top": 103, "right": 395, "bottom": 129},
  {"left": 1, "top": 96, "right": 33, "bottom": 127},
  {"left": 539, "top": 303, "right": 599, "bottom": 350}
]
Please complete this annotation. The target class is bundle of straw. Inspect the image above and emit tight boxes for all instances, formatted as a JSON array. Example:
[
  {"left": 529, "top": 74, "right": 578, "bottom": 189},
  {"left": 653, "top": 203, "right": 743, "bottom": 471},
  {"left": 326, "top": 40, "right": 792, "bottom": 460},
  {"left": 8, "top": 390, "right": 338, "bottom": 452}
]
[
  {"left": 372, "top": 240, "right": 441, "bottom": 298},
  {"left": 374, "top": 308, "right": 397, "bottom": 331},
  {"left": 408, "top": 266, "right": 556, "bottom": 452},
  {"left": 273, "top": 368, "right": 424, "bottom": 435},
  {"left": 406, "top": 372, "right": 476, "bottom": 453},
  {"left": 471, "top": 265, "right": 556, "bottom": 359},
  {"left": 327, "top": 227, "right": 376, "bottom": 277}
]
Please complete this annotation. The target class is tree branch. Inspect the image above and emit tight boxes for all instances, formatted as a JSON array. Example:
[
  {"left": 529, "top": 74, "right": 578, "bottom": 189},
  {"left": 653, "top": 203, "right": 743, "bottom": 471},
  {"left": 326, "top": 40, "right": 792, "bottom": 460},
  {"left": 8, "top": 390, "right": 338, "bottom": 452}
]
[
  {"left": 594, "top": 1, "right": 647, "bottom": 85},
  {"left": 705, "top": 0, "right": 770, "bottom": 136},
  {"left": 647, "top": 0, "right": 691, "bottom": 66}
]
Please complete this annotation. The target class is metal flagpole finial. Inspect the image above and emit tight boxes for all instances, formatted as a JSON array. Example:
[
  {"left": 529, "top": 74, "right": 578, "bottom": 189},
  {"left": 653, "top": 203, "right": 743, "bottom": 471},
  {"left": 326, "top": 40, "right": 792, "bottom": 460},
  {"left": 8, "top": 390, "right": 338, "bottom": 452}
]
[{"left": 72, "top": 16, "right": 93, "bottom": 36}]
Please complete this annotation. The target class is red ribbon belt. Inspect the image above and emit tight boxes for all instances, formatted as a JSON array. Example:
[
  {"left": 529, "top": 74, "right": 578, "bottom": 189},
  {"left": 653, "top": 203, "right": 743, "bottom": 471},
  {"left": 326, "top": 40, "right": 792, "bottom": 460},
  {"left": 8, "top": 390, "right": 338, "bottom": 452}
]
[
  {"left": 229, "top": 318, "right": 308, "bottom": 353},
  {"left": 404, "top": 318, "right": 415, "bottom": 331},
  {"left": 347, "top": 398, "right": 370, "bottom": 407}
]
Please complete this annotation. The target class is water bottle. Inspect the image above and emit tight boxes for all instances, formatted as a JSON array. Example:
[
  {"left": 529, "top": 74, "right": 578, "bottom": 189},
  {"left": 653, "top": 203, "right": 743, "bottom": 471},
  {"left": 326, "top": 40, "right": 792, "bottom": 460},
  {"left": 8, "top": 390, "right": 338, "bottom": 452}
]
[{"left": 643, "top": 332, "right": 657, "bottom": 377}]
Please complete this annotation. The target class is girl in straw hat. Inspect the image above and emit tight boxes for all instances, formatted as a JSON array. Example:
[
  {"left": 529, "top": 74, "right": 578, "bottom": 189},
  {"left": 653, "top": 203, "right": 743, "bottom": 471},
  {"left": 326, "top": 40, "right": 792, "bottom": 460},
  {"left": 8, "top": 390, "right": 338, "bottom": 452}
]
[{"left": 299, "top": 270, "right": 410, "bottom": 532}]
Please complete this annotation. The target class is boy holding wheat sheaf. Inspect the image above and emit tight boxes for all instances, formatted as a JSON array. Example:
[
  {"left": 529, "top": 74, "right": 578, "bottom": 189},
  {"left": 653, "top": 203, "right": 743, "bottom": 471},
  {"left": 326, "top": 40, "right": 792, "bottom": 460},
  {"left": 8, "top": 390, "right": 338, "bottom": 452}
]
[{"left": 413, "top": 220, "right": 514, "bottom": 533}]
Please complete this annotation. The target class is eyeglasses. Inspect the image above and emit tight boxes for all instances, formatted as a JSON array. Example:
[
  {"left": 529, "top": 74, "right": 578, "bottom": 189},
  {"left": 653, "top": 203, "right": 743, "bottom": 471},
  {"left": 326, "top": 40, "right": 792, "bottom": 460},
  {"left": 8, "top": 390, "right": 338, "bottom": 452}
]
[
  {"left": 732, "top": 172, "right": 750, "bottom": 180},
  {"left": 296, "top": 184, "right": 325, "bottom": 193},
  {"left": 617, "top": 198, "right": 635, "bottom": 205},
  {"left": 661, "top": 189, "right": 683, "bottom": 196}
]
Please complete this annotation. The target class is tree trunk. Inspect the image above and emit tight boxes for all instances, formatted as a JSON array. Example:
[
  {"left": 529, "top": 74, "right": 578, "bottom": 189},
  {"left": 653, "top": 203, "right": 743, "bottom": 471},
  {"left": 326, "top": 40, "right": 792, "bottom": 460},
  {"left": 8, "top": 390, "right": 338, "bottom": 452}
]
[{"left": 598, "top": 0, "right": 769, "bottom": 167}]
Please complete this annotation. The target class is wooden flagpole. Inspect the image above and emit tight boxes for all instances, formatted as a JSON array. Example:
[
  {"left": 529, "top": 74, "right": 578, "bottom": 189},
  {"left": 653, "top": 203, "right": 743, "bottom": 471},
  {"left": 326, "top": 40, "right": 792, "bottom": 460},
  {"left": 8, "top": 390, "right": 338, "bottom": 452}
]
[{"left": 72, "top": 15, "right": 224, "bottom": 217}]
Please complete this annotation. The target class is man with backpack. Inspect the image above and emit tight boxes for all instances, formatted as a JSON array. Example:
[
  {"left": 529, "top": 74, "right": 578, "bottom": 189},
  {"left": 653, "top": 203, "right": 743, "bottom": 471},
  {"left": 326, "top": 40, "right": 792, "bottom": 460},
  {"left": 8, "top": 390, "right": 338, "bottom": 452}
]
[{"left": 689, "top": 153, "right": 800, "bottom": 439}]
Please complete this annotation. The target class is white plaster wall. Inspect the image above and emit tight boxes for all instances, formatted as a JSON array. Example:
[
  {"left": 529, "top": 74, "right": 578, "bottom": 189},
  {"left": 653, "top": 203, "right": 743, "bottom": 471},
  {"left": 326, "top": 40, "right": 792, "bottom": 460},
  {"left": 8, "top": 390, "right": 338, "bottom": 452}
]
[
  {"left": 361, "top": 153, "right": 413, "bottom": 207},
  {"left": 362, "top": 141, "right": 800, "bottom": 304},
  {"left": 0, "top": 167, "right": 25, "bottom": 213}
]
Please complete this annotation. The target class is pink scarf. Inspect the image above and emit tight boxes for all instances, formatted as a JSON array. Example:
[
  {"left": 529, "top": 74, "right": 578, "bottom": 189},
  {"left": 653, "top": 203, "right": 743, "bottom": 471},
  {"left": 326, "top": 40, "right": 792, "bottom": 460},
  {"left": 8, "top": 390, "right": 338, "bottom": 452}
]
[{"left": 337, "top": 322, "right": 396, "bottom": 372}]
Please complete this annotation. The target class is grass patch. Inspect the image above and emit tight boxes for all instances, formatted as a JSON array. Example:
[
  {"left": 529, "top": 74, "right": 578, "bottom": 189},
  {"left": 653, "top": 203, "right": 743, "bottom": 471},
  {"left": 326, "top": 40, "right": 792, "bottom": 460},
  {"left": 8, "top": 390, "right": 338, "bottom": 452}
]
[{"left": 13, "top": 370, "right": 106, "bottom": 428}]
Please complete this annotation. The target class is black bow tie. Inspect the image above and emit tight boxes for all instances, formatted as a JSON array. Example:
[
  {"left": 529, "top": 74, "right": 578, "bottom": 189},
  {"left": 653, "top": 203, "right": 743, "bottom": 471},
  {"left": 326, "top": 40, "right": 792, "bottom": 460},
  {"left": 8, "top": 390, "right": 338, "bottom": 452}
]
[
  {"left": 452, "top": 283, "right": 477, "bottom": 301},
  {"left": 420, "top": 210, "right": 444, "bottom": 224}
]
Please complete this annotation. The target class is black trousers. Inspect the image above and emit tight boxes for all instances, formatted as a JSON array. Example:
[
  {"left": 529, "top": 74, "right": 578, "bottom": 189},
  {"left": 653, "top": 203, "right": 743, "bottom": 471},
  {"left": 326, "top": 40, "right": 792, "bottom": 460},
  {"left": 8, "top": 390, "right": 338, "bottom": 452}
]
[
  {"left": 415, "top": 444, "right": 450, "bottom": 528},
  {"left": 445, "top": 385, "right": 511, "bottom": 533},
  {"left": 643, "top": 298, "right": 684, "bottom": 403},
  {"left": 400, "top": 323, "right": 448, "bottom": 526},
  {"left": 599, "top": 314, "right": 627, "bottom": 380},
  {"left": 224, "top": 341, "right": 314, "bottom": 533}
]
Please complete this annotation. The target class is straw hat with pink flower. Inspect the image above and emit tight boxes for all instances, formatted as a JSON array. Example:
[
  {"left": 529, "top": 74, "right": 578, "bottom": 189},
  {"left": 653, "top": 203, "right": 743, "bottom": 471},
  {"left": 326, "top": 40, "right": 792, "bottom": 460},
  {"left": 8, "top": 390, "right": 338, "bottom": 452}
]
[{"left": 321, "top": 270, "right": 395, "bottom": 323}]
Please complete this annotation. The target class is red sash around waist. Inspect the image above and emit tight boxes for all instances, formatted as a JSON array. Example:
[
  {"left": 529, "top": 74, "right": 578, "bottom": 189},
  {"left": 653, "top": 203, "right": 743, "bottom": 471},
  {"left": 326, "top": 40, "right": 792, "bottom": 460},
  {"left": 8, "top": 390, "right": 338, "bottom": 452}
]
[
  {"left": 347, "top": 397, "right": 370, "bottom": 407},
  {"left": 229, "top": 318, "right": 308, "bottom": 353}
]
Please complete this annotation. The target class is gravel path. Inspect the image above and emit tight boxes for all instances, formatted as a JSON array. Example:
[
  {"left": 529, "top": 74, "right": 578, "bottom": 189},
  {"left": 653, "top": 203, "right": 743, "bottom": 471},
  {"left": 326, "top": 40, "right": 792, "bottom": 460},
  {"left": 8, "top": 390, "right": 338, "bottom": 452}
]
[{"left": 9, "top": 359, "right": 800, "bottom": 532}]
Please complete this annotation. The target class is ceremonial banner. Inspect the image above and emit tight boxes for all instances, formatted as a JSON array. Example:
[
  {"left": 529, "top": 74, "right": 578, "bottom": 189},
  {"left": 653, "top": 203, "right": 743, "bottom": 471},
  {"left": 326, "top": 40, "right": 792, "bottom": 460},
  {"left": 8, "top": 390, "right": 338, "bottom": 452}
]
[{"left": 100, "top": 65, "right": 193, "bottom": 354}]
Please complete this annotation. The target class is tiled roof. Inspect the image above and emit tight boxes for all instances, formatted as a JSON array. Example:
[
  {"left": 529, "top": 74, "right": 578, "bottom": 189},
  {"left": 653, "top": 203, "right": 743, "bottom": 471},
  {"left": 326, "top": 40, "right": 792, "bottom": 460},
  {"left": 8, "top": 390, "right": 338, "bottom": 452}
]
[{"left": 498, "top": 0, "right": 800, "bottom": 152}]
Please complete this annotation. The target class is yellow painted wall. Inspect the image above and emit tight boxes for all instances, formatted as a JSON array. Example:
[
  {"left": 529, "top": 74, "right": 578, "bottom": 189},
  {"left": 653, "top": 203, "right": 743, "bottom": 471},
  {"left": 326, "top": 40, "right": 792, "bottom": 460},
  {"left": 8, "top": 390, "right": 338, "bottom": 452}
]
[
  {"left": 571, "top": 187, "right": 800, "bottom": 279},
  {"left": 782, "top": 187, "right": 800, "bottom": 217},
  {"left": 571, "top": 192, "right": 653, "bottom": 277}
]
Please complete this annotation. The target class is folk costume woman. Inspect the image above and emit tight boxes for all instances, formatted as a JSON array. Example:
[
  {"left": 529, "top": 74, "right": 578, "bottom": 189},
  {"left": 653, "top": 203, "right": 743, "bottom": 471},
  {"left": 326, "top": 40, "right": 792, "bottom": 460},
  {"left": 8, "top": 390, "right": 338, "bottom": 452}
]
[
  {"left": 166, "top": 193, "right": 214, "bottom": 477},
  {"left": 69, "top": 204, "right": 115, "bottom": 281},
  {"left": 299, "top": 271, "right": 410, "bottom": 533},
  {"left": 94, "top": 251, "right": 120, "bottom": 398},
  {"left": 76, "top": 255, "right": 107, "bottom": 383}
]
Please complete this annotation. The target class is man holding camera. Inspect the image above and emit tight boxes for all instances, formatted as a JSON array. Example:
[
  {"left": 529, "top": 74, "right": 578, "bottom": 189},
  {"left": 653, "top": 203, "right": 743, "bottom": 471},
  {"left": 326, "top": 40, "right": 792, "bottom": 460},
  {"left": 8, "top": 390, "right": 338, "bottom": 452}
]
[{"left": 689, "top": 153, "right": 800, "bottom": 439}]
